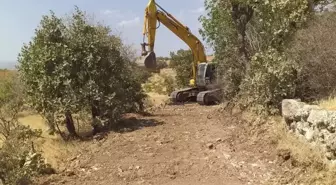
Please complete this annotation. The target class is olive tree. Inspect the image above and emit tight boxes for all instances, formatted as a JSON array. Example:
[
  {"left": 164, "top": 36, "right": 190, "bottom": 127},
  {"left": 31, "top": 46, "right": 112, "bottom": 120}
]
[
  {"left": 199, "top": 0, "right": 332, "bottom": 114},
  {"left": 18, "top": 7, "right": 146, "bottom": 137}
]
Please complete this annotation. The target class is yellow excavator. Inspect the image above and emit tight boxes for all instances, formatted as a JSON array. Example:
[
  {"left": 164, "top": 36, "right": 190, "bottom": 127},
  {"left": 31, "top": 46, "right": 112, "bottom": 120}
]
[{"left": 138, "top": 0, "right": 222, "bottom": 105}]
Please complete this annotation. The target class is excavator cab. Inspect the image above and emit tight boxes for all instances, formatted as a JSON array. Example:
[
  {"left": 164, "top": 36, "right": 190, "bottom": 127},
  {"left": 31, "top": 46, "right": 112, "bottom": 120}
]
[{"left": 196, "top": 62, "right": 218, "bottom": 88}]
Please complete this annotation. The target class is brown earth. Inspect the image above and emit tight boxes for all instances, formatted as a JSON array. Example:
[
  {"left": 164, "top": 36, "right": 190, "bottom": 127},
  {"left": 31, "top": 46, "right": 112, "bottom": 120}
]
[{"left": 36, "top": 104, "right": 291, "bottom": 185}]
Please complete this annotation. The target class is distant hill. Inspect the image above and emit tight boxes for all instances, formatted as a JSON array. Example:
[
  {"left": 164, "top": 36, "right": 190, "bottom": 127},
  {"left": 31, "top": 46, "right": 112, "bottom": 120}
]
[{"left": 0, "top": 61, "right": 17, "bottom": 70}]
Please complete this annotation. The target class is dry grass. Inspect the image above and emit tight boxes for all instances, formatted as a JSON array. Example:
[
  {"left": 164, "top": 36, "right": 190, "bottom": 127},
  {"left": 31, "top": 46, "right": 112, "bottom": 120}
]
[
  {"left": 146, "top": 92, "right": 170, "bottom": 107},
  {"left": 239, "top": 109, "right": 336, "bottom": 184},
  {"left": 318, "top": 97, "right": 336, "bottom": 111},
  {"left": 0, "top": 69, "right": 16, "bottom": 77},
  {"left": 160, "top": 68, "right": 176, "bottom": 77},
  {"left": 273, "top": 118, "right": 325, "bottom": 167},
  {"left": 0, "top": 67, "right": 174, "bottom": 170},
  {"left": 269, "top": 116, "right": 336, "bottom": 184},
  {"left": 18, "top": 114, "right": 78, "bottom": 169}
]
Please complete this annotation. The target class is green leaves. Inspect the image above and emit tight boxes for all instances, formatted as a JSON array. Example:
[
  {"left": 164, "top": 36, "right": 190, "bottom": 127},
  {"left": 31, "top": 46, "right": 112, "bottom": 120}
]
[
  {"left": 17, "top": 6, "right": 146, "bottom": 131},
  {"left": 198, "top": 0, "right": 332, "bottom": 114},
  {"left": 0, "top": 125, "right": 50, "bottom": 185},
  {"left": 169, "top": 49, "right": 193, "bottom": 88},
  {"left": 239, "top": 48, "right": 298, "bottom": 115}
]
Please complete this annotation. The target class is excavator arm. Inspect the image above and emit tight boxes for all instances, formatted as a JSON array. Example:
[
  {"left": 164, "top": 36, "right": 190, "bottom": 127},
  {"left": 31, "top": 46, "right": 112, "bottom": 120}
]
[{"left": 141, "top": 0, "right": 207, "bottom": 86}]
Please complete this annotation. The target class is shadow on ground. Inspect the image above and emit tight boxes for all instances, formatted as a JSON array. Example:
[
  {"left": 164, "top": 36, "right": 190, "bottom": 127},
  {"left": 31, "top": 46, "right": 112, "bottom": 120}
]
[
  {"left": 62, "top": 115, "right": 165, "bottom": 141},
  {"left": 113, "top": 117, "right": 165, "bottom": 133}
]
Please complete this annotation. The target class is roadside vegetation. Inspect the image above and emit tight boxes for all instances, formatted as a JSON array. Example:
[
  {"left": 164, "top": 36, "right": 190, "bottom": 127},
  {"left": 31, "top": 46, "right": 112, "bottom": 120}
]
[
  {"left": 2, "top": 0, "right": 336, "bottom": 184},
  {"left": 199, "top": 0, "right": 336, "bottom": 115},
  {"left": 1, "top": 7, "right": 147, "bottom": 184},
  {"left": 197, "top": 0, "right": 336, "bottom": 183}
]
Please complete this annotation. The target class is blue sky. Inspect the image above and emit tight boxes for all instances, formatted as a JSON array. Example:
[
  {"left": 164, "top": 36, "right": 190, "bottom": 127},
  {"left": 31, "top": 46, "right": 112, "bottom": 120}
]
[{"left": 0, "top": 0, "right": 210, "bottom": 66}]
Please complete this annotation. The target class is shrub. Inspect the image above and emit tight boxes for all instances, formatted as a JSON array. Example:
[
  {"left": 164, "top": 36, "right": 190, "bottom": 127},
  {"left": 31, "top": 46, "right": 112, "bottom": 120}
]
[
  {"left": 169, "top": 49, "right": 193, "bottom": 88},
  {"left": 156, "top": 58, "right": 169, "bottom": 70},
  {"left": 288, "top": 12, "right": 336, "bottom": 101},
  {"left": 0, "top": 125, "right": 52, "bottom": 185},
  {"left": 239, "top": 49, "right": 298, "bottom": 115},
  {"left": 0, "top": 73, "right": 24, "bottom": 140},
  {"left": 131, "top": 65, "right": 152, "bottom": 84},
  {"left": 143, "top": 71, "right": 176, "bottom": 95},
  {"left": 0, "top": 74, "right": 51, "bottom": 185}
]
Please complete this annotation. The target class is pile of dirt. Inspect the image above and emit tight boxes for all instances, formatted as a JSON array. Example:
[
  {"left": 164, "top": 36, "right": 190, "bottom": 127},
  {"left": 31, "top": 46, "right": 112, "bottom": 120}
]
[{"left": 35, "top": 104, "right": 293, "bottom": 185}]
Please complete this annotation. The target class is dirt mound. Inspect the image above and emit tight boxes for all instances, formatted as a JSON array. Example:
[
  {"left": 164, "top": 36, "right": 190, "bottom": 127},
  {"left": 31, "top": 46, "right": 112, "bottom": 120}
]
[{"left": 36, "top": 104, "right": 289, "bottom": 185}]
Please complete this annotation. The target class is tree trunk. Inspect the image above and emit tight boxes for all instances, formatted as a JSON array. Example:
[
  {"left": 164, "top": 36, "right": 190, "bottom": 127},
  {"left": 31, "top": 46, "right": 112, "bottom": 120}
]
[
  {"left": 65, "top": 110, "right": 77, "bottom": 137},
  {"left": 231, "top": 2, "right": 254, "bottom": 72},
  {"left": 91, "top": 100, "right": 100, "bottom": 135},
  {"left": 45, "top": 112, "right": 56, "bottom": 135}
]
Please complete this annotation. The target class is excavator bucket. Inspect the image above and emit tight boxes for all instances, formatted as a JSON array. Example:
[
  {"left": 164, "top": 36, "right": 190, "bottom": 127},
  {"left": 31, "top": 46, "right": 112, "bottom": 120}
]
[{"left": 136, "top": 51, "right": 157, "bottom": 69}]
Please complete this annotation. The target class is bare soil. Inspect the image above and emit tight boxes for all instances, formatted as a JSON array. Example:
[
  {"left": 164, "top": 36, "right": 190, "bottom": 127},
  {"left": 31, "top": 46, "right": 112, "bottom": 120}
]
[{"left": 36, "top": 104, "right": 289, "bottom": 185}]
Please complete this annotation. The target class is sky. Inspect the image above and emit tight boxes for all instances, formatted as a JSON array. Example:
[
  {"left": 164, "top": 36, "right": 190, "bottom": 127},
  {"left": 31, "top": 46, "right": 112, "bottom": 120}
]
[{"left": 0, "top": 0, "right": 210, "bottom": 67}]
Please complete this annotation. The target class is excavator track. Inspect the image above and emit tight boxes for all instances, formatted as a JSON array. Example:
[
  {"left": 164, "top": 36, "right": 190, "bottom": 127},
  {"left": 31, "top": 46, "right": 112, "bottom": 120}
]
[
  {"left": 170, "top": 87, "right": 199, "bottom": 103},
  {"left": 170, "top": 88, "right": 222, "bottom": 106},
  {"left": 197, "top": 89, "right": 222, "bottom": 105}
]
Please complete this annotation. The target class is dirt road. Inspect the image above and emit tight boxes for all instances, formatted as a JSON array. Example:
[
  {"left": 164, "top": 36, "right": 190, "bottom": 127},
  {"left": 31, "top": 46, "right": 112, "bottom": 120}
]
[{"left": 38, "top": 104, "right": 287, "bottom": 185}]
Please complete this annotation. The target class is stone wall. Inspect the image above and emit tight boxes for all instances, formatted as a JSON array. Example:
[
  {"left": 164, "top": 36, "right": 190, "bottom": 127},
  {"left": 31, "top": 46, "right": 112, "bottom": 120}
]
[{"left": 282, "top": 99, "right": 336, "bottom": 160}]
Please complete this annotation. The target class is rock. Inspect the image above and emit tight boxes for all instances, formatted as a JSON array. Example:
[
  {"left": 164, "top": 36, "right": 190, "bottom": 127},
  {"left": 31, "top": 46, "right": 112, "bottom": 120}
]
[
  {"left": 58, "top": 166, "right": 66, "bottom": 173},
  {"left": 223, "top": 153, "right": 231, "bottom": 160},
  {"left": 251, "top": 163, "right": 259, "bottom": 168},
  {"left": 91, "top": 165, "right": 99, "bottom": 171},
  {"left": 69, "top": 155, "right": 79, "bottom": 161},
  {"left": 118, "top": 167, "right": 123, "bottom": 173},
  {"left": 307, "top": 109, "right": 329, "bottom": 129},
  {"left": 325, "top": 134, "right": 336, "bottom": 151},
  {"left": 59, "top": 179, "right": 67, "bottom": 184},
  {"left": 47, "top": 128, "right": 56, "bottom": 135},
  {"left": 93, "top": 133, "right": 106, "bottom": 141},
  {"left": 282, "top": 101, "right": 336, "bottom": 161},
  {"left": 41, "top": 166, "right": 56, "bottom": 175},
  {"left": 327, "top": 124, "right": 336, "bottom": 133},
  {"left": 207, "top": 143, "right": 214, "bottom": 149},
  {"left": 305, "top": 129, "right": 315, "bottom": 142},
  {"left": 303, "top": 104, "right": 321, "bottom": 118},
  {"left": 296, "top": 121, "right": 306, "bottom": 135},
  {"left": 0, "top": 179, "right": 3, "bottom": 185},
  {"left": 326, "top": 152, "right": 334, "bottom": 160},
  {"left": 289, "top": 121, "right": 297, "bottom": 131},
  {"left": 282, "top": 99, "right": 318, "bottom": 123},
  {"left": 216, "top": 138, "right": 222, "bottom": 142},
  {"left": 318, "top": 130, "right": 326, "bottom": 141},
  {"left": 328, "top": 111, "right": 336, "bottom": 132},
  {"left": 278, "top": 149, "right": 291, "bottom": 161},
  {"left": 65, "top": 170, "right": 75, "bottom": 176},
  {"left": 69, "top": 156, "right": 77, "bottom": 161}
]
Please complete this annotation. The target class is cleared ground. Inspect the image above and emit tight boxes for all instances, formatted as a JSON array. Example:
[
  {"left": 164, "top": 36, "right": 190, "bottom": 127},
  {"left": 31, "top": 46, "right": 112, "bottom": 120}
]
[{"left": 35, "top": 103, "right": 291, "bottom": 185}]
